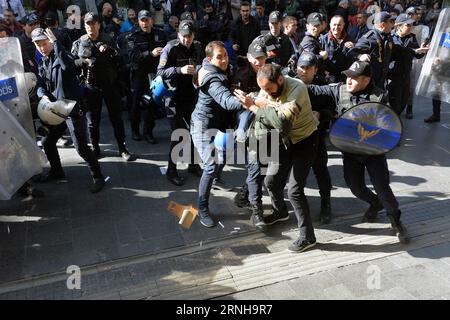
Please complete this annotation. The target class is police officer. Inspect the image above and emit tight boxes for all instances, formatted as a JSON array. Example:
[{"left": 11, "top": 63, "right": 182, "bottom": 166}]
[
  {"left": 157, "top": 19, "right": 203, "bottom": 186},
  {"left": 127, "top": 10, "right": 166, "bottom": 143},
  {"left": 15, "top": 12, "right": 40, "bottom": 74},
  {"left": 32, "top": 28, "right": 105, "bottom": 193},
  {"left": 387, "top": 14, "right": 426, "bottom": 116},
  {"left": 299, "top": 12, "right": 328, "bottom": 81},
  {"left": 261, "top": 11, "right": 293, "bottom": 67},
  {"left": 72, "top": 12, "right": 132, "bottom": 161},
  {"left": 44, "top": 11, "right": 72, "bottom": 51},
  {"left": 307, "top": 61, "right": 409, "bottom": 243},
  {"left": 297, "top": 52, "right": 334, "bottom": 224}
]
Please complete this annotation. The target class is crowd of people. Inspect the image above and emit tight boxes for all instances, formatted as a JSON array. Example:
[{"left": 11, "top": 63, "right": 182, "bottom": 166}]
[{"left": 1, "top": 0, "right": 445, "bottom": 253}]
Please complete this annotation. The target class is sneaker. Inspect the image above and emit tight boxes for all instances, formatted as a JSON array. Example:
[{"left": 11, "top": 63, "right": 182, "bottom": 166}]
[
  {"left": 424, "top": 115, "right": 440, "bottom": 123},
  {"left": 249, "top": 204, "right": 267, "bottom": 232},
  {"left": 187, "top": 164, "right": 203, "bottom": 178},
  {"left": 389, "top": 215, "right": 410, "bottom": 244},
  {"left": 362, "top": 200, "right": 383, "bottom": 223},
  {"left": 119, "top": 149, "right": 133, "bottom": 162},
  {"left": 90, "top": 178, "right": 105, "bottom": 193},
  {"left": 212, "top": 178, "right": 233, "bottom": 191},
  {"left": 288, "top": 239, "right": 317, "bottom": 253},
  {"left": 199, "top": 210, "right": 216, "bottom": 228},
  {"left": 263, "top": 210, "right": 289, "bottom": 225},
  {"left": 234, "top": 184, "right": 250, "bottom": 208}
]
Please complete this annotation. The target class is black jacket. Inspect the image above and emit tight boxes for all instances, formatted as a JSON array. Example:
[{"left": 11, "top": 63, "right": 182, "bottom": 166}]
[
  {"left": 320, "top": 31, "right": 355, "bottom": 82},
  {"left": 191, "top": 58, "right": 243, "bottom": 131},
  {"left": 36, "top": 41, "right": 82, "bottom": 102},
  {"left": 388, "top": 32, "right": 424, "bottom": 78},
  {"left": 231, "top": 15, "right": 261, "bottom": 57}
]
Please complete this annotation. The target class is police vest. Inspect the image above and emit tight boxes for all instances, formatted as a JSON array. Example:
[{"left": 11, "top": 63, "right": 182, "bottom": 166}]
[{"left": 337, "top": 84, "right": 385, "bottom": 116}]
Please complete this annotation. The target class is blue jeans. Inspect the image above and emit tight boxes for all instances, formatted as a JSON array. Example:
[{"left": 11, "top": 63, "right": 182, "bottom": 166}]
[{"left": 191, "top": 123, "right": 225, "bottom": 213}]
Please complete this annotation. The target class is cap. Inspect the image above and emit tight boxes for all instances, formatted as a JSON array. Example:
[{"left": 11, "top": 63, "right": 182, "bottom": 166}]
[
  {"left": 269, "top": 11, "right": 282, "bottom": 23},
  {"left": 307, "top": 12, "right": 323, "bottom": 26},
  {"left": 24, "top": 12, "right": 39, "bottom": 25},
  {"left": 342, "top": 61, "right": 372, "bottom": 78},
  {"left": 373, "top": 11, "right": 392, "bottom": 24},
  {"left": 45, "top": 11, "right": 58, "bottom": 23},
  {"left": 339, "top": 0, "right": 349, "bottom": 6},
  {"left": 297, "top": 52, "right": 318, "bottom": 68},
  {"left": 31, "top": 28, "right": 48, "bottom": 42},
  {"left": 248, "top": 39, "right": 266, "bottom": 59},
  {"left": 138, "top": 10, "right": 152, "bottom": 20},
  {"left": 113, "top": 13, "right": 124, "bottom": 21},
  {"left": 84, "top": 12, "right": 100, "bottom": 23},
  {"left": 395, "top": 13, "right": 415, "bottom": 25},
  {"left": 178, "top": 20, "right": 194, "bottom": 36},
  {"left": 405, "top": 7, "right": 418, "bottom": 15},
  {"left": 180, "top": 11, "right": 194, "bottom": 21}
]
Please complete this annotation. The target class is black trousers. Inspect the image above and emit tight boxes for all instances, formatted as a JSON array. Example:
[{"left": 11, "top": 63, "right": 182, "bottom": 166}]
[
  {"left": 388, "top": 76, "right": 411, "bottom": 115},
  {"left": 85, "top": 83, "right": 126, "bottom": 149},
  {"left": 343, "top": 153, "right": 400, "bottom": 218},
  {"left": 312, "top": 130, "right": 332, "bottom": 198},
  {"left": 265, "top": 132, "right": 318, "bottom": 241},
  {"left": 130, "top": 77, "right": 156, "bottom": 135},
  {"left": 41, "top": 106, "right": 103, "bottom": 180}
]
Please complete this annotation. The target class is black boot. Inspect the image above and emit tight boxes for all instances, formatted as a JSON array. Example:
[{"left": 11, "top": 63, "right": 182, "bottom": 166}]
[
  {"left": 234, "top": 183, "right": 250, "bottom": 208},
  {"left": 320, "top": 196, "right": 331, "bottom": 225},
  {"left": 131, "top": 124, "right": 142, "bottom": 141},
  {"left": 249, "top": 203, "right": 267, "bottom": 232},
  {"left": 424, "top": 115, "right": 440, "bottom": 123},
  {"left": 389, "top": 212, "right": 409, "bottom": 244},
  {"left": 405, "top": 105, "right": 413, "bottom": 119},
  {"left": 166, "top": 167, "right": 185, "bottom": 186},
  {"left": 92, "top": 144, "right": 101, "bottom": 159},
  {"left": 362, "top": 199, "right": 383, "bottom": 223}
]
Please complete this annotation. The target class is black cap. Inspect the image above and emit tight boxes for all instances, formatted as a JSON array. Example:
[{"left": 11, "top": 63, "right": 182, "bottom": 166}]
[
  {"left": 178, "top": 20, "right": 194, "bottom": 36},
  {"left": 395, "top": 13, "right": 415, "bottom": 25},
  {"left": 138, "top": 10, "right": 152, "bottom": 20},
  {"left": 45, "top": 11, "right": 58, "bottom": 23},
  {"left": 84, "top": 12, "right": 100, "bottom": 23},
  {"left": 373, "top": 11, "right": 392, "bottom": 24},
  {"left": 297, "top": 52, "right": 318, "bottom": 68},
  {"left": 31, "top": 28, "right": 48, "bottom": 42},
  {"left": 248, "top": 39, "right": 266, "bottom": 59},
  {"left": 180, "top": 11, "right": 194, "bottom": 21},
  {"left": 269, "top": 11, "right": 282, "bottom": 23},
  {"left": 342, "top": 61, "right": 372, "bottom": 78},
  {"left": 114, "top": 12, "right": 124, "bottom": 21},
  {"left": 24, "top": 12, "right": 39, "bottom": 25},
  {"left": 306, "top": 12, "right": 323, "bottom": 26}
]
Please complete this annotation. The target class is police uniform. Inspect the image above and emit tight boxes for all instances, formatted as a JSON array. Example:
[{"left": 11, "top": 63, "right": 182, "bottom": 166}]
[
  {"left": 127, "top": 10, "right": 167, "bottom": 142},
  {"left": 71, "top": 12, "right": 131, "bottom": 161},
  {"left": 32, "top": 28, "right": 105, "bottom": 193},
  {"left": 307, "top": 61, "right": 409, "bottom": 243},
  {"left": 300, "top": 13, "right": 327, "bottom": 80},
  {"left": 261, "top": 11, "right": 293, "bottom": 67},
  {"left": 156, "top": 20, "right": 203, "bottom": 185},
  {"left": 15, "top": 13, "right": 39, "bottom": 74}
]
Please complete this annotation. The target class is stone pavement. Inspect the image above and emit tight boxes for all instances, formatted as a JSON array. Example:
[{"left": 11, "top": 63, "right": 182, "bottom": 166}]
[{"left": 0, "top": 96, "right": 449, "bottom": 299}]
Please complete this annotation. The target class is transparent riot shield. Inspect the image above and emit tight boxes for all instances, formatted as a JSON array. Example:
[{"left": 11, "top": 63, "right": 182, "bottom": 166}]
[
  {"left": 410, "top": 24, "right": 430, "bottom": 89},
  {"left": 415, "top": 8, "right": 450, "bottom": 104},
  {"left": 0, "top": 102, "right": 47, "bottom": 200},
  {"left": 0, "top": 37, "right": 36, "bottom": 139}
]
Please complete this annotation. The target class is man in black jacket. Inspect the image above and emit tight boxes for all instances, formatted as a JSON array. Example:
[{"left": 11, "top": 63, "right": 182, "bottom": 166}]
[
  {"left": 33, "top": 28, "right": 105, "bottom": 193},
  {"left": 230, "top": 1, "right": 261, "bottom": 58}
]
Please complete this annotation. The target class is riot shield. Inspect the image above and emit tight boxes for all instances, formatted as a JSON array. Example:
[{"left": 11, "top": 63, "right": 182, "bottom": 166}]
[
  {"left": 0, "top": 102, "right": 47, "bottom": 200},
  {"left": 329, "top": 102, "right": 403, "bottom": 156},
  {"left": 415, "top": 8, "right": 450, "bottom": 104},
  {"left": 410, "top": 24, "right": 430, "bottom": 89},
  {"left": 0, "top": 37, "right": 36, "bottom": 139}
]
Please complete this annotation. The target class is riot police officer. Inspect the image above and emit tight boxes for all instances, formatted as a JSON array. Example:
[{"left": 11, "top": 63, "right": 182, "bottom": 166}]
[
  {"left": 157, "top": 19, "right": 203, "bottom": 186},
  {"left": 127, "top": 10, "right": 167, "bottom": 143},
  {"left": 72, "top": 12, "right": 132, "bottom": 161},
  {"left": 307, "top": 61, "right": 409, "bottom": 244},
  {"left": 260, "top": 11, "right": 293, "bottom": 67}
]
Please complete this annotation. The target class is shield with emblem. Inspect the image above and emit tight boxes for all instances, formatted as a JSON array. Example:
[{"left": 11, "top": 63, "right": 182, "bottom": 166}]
[{"left": 329, "top": 102, "right": 403, "bottom": 156}]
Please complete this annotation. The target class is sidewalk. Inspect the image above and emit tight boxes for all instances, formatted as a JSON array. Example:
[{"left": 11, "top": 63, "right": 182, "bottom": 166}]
[{"left": 0, "top": 96, "right": 449, "bottom": 299}]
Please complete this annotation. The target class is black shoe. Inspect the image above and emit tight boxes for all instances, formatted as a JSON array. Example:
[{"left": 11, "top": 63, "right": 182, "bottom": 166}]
[
  {"left": 144, "top": 133, "right": 158, "bottom": 144},
  {"left": 188, "top": 164, "right": 203, "bottom": 177},
  {"left": 362, "top": 200, "right": 383, "bottom": 223},
  {"left": 35, "top": 170, "right": 65, "bottom": 183},
  {"left": 389, "top": 215, "right": 410, "bottom": 244},
  {"left": 320, "top": 196, "right": 331, "bottom": 225},
  {"left": 263, "top": 210, "right": 289, "bottom": 225},
  {"left": 424, "top": 115, "right": 440, "bottom": 123},
  {"left": 212, "top": 178, "right": 233, "bottom": 191},
  {"left": 234, "top": 184, "right": 250, "bottom": 208},
  {"left": 199, "top": 210, "right": 216, "bottom": 228},
  {"left": 288, "top": 239, "right": 317, "bottom": 253},
  {"left": 166, "top": 169, "right": 185, "bottom": 186},
  {"left": 250, "top": 204, "right": 267, "bottom": 232},
  {"left": 132, "top": 131, "right": 142, "bottom": 141},
  {"left": 17, "top": 184, "right": 45, "bottom": 198},
  {"left": 405, "top": 106, "right": 413, "bottom": 119},
  {"left": 119, "top": 148, "right": 132, "bottom": 162},
  {"left": 90, "top": 178, "right": 105, "bottom": 193}
]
